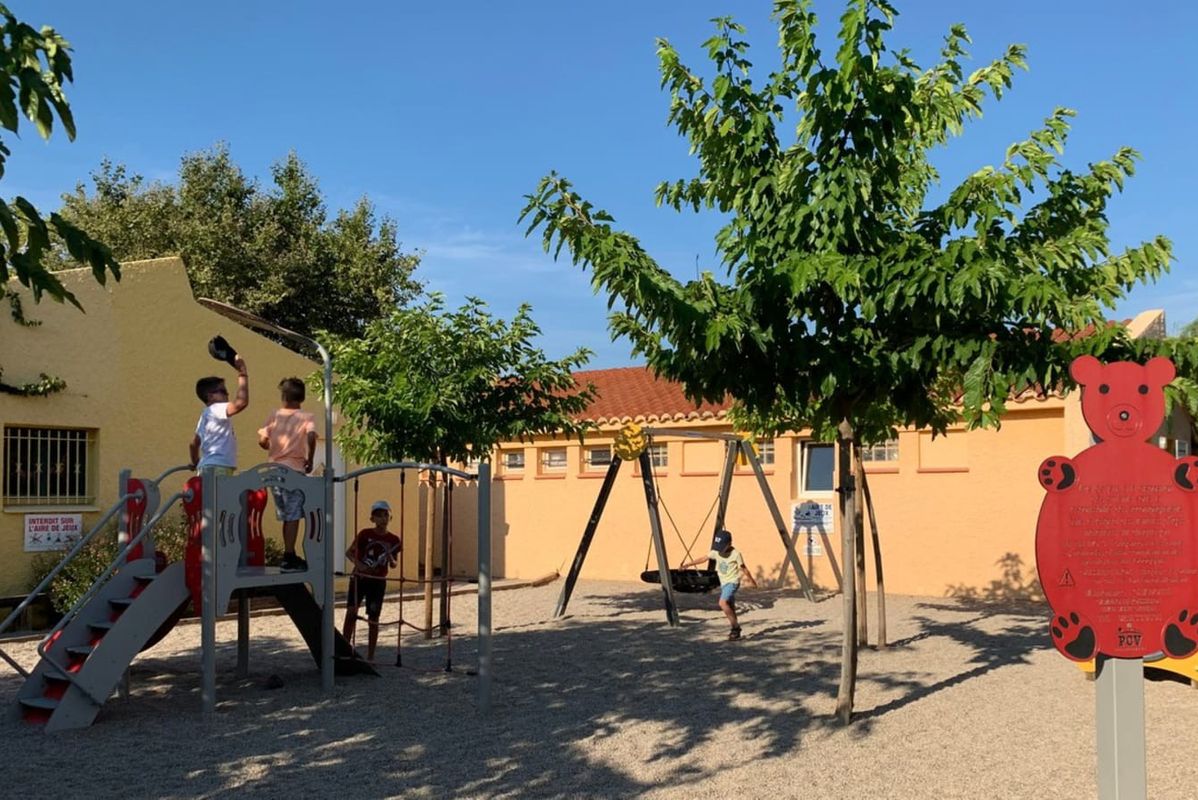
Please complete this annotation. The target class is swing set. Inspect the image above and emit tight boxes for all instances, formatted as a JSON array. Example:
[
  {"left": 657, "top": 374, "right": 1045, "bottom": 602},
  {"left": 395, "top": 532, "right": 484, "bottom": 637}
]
[
  {"left": 554, "top": 424, "right": 816, "bottom": 626},
  {"left": 339, "top": 464, "right": 466, "bottom": 671}
]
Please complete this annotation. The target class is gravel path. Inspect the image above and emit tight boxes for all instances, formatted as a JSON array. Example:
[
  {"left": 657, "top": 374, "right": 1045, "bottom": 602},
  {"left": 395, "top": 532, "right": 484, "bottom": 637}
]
[{"left": 1, "top": 580, "right": 1196, "bottom": 798}]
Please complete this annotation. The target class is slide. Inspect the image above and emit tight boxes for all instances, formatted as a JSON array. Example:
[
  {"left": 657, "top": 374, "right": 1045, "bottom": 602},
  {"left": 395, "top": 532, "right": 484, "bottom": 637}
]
[{"left": 270, "top": 584, "right": 378, "bottom": 677}]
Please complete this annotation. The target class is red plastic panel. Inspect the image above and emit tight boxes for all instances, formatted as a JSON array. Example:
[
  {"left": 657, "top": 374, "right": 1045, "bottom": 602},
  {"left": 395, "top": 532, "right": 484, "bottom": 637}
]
[
  {"left": 245, "top": 488, "right": 267, "bottom": 567},
  {"left": 1035, "top": 356, "right": 1198, "bottom": 661},
  {"left": 183, "top": 476, "right": 203, "bottom": 613},
  {"left": 125, "top": 479, "right": 147, "bottom": 562}
]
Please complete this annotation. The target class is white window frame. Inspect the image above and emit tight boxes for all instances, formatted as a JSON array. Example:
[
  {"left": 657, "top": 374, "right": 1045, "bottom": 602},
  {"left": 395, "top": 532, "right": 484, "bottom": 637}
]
[
  {"left": 584, "top": 445, "right": 612, "bottom": 472},
  {"left": 3, "top": 426, "right": 98, "bottom": 508},
  {"left": 539, "top": 447, "right": 567, "bottom": 473},
  {"left": 798, "top": 441, "right": 834, "bottom": 495},
  {"left": 501, "top": 449, "right": 525, "bottom": 473},
  {"left": 648, "top": 443, "right": 668, "bottom": 469},
  {"left": 860, "top": 438, "right": 899, "bottom": 463}
]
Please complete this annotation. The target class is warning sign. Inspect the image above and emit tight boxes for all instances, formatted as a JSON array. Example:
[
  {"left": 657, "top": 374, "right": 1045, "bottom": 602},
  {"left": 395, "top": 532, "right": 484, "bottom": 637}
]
[
  {"left": 23, "top": 514, "right": 84, "bottom": 552},
  {"left": 1058, "top": 569, "right": 1075, "bottom": 588}
]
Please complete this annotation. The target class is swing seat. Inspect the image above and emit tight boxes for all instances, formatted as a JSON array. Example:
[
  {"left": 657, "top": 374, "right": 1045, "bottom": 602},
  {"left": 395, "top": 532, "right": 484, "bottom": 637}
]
[{"left": 639, "top": 568, "right": 720, "bottom": 594}]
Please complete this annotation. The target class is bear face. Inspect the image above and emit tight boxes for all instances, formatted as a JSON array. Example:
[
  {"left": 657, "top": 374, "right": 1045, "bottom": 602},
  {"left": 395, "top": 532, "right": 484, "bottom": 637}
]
[{"left": 1070, "top": 355, "right": 1175, "bottom": 443}]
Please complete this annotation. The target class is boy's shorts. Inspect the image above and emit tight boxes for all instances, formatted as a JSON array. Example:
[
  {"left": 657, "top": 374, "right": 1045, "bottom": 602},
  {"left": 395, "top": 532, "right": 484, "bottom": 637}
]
[
  {"left": 720, "top": 582, "right": 740, "bottom": 602},
  {"left": 270, "top": 486, "right": 306, "bottom": 522},
  {"left": 347, "top": 575, "right": 386, "bottom": 620}
]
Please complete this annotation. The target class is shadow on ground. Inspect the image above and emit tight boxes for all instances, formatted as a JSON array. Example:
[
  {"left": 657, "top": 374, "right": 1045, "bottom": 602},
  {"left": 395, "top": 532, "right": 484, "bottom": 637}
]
[{"left": 0, "top": 586, "right": 1051, "bottom": 798}]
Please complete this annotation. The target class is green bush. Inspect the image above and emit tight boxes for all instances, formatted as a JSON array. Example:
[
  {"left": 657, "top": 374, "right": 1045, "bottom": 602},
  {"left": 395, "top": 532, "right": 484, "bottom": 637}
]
[{"left": 29, "top": 509, "right": 284, "bottom": 614}]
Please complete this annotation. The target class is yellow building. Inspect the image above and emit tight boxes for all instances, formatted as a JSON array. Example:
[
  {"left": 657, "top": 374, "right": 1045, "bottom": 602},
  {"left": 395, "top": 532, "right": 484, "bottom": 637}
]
[
  {"left": 0, "top": 258, "right": 421, "bottom": 601},
  {"left": 447, "top": 310, "right": 1188, "bottom": 600}
]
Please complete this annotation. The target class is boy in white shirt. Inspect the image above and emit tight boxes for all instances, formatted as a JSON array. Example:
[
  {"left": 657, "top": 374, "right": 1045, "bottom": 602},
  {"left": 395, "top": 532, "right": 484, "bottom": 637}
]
[{"left": 189, "top": 354, "right": 249, "bottom": 475}]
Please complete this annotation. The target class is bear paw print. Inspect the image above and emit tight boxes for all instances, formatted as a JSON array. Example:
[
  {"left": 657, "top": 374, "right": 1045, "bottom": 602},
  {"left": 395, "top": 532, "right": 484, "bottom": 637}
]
[
  {"left": 1163, "top": 610, "right": 1198, "bottom": 658},
  {"left": 1051, "top": 611, "right": 1096, "bottom": 662},
  {"left": 1173, "top": 457, "right": 1198, "bottom": 492},
  {"left": 1039, "top": 457, "right": 1077, "bottom": 492}
]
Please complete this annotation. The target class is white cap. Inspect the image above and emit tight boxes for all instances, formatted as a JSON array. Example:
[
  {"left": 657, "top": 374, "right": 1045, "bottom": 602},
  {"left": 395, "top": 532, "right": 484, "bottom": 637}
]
[{"left": 370, "top": 500, "right": 391, "bottom": 514}]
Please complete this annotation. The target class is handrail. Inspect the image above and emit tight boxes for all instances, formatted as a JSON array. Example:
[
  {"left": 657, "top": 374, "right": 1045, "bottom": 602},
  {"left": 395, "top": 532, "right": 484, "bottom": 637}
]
[
  {"left": 34, "top": 487, "right": 191, "bottom": 706},
  {"left": 152, "top": 463, "right": 193, "bottom": 485},
  {"left": 338, "top": 461, "right": 478, "bottom": 483},
  {"left": 0, "top": 490, "right": 140, "bottom": 678}
]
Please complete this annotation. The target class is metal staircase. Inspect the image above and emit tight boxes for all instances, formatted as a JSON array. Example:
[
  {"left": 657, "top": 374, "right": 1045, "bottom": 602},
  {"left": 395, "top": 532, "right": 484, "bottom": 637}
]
[{"left": 16, "top": 559, "right": 190, "bottom": 732}]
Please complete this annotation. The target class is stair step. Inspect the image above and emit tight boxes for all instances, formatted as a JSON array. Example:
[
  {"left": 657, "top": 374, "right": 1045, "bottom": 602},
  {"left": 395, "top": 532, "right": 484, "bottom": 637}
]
[
  {"left": 43, "top": 666, "right": 69, "bottom": 682},
  {"left": 66, "top": 645, "right": 95, "bottom": 658},
  {"left": 133, "top": 573, "right": 156, "bottom": 583},
  {"left": 88, "top": 620, "right": 114, "bottom": 633},
  {"left": 108, "top": 597, "right": 136, "bottom": 609},
  {"left": 19, "top": 696, "right": 59, "bottom": 711}
]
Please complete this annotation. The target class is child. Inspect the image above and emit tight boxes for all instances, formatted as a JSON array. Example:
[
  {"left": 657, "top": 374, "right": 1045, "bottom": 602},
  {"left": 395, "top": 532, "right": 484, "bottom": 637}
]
[
  {"left": 257, "top": 377, "right": 317, "bottom": 572},
  {"left": 680, "top": 529, "right": 758, "bottom": 640},
  {"left": 189, "top": 354, "right": 249, "bottom": 475},
  {"left": 342, "top": 500, "right": 401, "bottom": 662}
]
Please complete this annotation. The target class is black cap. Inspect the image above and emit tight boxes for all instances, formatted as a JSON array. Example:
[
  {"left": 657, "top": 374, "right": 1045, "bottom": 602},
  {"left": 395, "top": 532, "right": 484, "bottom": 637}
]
[
  {"left": 208, "top": 335, "right": 239, "bottom": 368},
  {"left": 712, "top": 529, "right": 732, "bottom": 551}
]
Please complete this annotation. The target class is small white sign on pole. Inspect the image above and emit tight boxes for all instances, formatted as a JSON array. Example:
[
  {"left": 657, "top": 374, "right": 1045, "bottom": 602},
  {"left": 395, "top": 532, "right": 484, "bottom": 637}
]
[
  {"left": 792, "top": 500, "right": 833, "bottom": 557},
  {"left": 24, "top": 513, "right": 84, "bottom": 552}
]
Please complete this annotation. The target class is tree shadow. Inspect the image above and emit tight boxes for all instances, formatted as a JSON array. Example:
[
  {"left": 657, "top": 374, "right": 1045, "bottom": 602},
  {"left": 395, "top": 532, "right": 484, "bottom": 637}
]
[
  {"left": 0, "top": 589, "right": 1055, "bottom": 797},
  {"left": 943, "top": 552, "right": 1045, "bottom": 605}
]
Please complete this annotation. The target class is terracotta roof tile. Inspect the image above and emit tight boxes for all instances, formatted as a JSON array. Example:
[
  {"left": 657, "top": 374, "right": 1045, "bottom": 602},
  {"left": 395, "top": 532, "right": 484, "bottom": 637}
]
[{"left": 572, "top": 366, "right": 731, "bottom": 424}]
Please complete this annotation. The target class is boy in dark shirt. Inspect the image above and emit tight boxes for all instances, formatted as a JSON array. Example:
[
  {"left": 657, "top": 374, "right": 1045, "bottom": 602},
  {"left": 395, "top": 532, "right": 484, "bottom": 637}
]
[{"left": 341, "top": 500, "right": 401, "bottom": 662}]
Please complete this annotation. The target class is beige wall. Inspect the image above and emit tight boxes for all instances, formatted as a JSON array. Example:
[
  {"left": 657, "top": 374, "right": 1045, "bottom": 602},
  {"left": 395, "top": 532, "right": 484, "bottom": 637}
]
[
  {"left": 447, "top": 399, "right": 1078, "bottom": 599},
  {"left": 0, "top": 258, "right": 371, "bottom": 597}
]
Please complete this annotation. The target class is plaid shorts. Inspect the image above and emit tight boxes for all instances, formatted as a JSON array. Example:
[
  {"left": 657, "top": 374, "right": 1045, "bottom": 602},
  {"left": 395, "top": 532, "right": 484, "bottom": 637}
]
[{"left": 270, "top": 487, "right": 306, "bottom": 522}]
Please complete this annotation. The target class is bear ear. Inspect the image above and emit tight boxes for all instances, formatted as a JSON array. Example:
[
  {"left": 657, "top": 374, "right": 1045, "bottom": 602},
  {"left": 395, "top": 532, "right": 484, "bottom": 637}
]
[
  {"left": 1145, "top": 356, "right": 1176, "bottom": 386},
  {"left": 1070, "top": 355, "right": 1102, "bottom": 386}
]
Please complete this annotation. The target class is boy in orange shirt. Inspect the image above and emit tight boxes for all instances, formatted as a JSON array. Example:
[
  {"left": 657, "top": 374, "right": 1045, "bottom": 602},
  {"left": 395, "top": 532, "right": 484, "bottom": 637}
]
[{"left": 257, "top": 377, "right": 317, "bottom": 572}]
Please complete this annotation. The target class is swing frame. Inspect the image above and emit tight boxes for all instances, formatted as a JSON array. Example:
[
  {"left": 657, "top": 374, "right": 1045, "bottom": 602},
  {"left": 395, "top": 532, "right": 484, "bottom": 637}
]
[{"left": 553, "top": 429, "right": 816, "bottom": 626}]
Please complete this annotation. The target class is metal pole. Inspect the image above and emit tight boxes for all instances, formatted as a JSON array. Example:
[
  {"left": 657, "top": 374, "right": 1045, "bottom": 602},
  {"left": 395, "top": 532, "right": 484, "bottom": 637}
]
[
  {"left": 477, "top": 461, "right": 492, "bottom": 713},
  {"left": 1096, "top": 656, "right": 1147, "bottom": 799},
  {"left": 201, "top": 467, "right": 217, "bottom": 714},
  {"left": 236, "top": 590, "right": 250, "bottom": 678},
  {"left": 320, "top": 343, "right": 335, "bottom": 692}
]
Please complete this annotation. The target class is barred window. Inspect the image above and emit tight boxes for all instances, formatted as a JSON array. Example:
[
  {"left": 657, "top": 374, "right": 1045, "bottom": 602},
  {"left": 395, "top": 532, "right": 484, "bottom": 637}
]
[
  {"left": 3, "top": 426, "right": 97, "bottom": 506},
  {"left": 584, "top": 446, "right": 612, "bottom": 471},
  {"left": 738, "top": 439, "right": 775, "bottom": 467},
  {"left": 540, "top": 447, "right": 567, "bottom": 472},
  {"left": 501, "top": 450, "right": 525, "bottom": 471},
  {"left": 861, "top": 439, "right": 899, "bottom": 463}
]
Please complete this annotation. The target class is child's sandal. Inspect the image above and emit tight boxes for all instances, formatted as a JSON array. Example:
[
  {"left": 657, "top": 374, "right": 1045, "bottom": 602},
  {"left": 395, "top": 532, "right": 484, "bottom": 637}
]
[{"left": 728, "top": 626, "right": 742, "bottom": 641}]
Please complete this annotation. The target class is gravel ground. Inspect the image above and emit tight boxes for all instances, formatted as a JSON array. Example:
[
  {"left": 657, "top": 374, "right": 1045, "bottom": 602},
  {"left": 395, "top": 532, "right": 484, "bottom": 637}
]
[{"left": 1, "top": 579, "right": 1196, "bottom": 799}]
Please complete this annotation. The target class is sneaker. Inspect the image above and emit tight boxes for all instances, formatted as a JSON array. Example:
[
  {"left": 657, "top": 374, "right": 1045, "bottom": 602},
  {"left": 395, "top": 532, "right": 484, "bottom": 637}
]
[
  {"left": 280, "top": 553, "right": 308, "bottom": 573},
  {"left": 728, "top": 626, "right": 742, "bottom": 641}
]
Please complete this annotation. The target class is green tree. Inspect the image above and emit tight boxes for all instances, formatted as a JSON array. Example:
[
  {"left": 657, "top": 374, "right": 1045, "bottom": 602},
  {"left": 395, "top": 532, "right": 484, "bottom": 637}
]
[
  {"left": 1180, "top": 317, "right": 1198, "bottom": 339},
  {"left": 326, "top": 294, "right": 595, "bottom": 466},
  {"left": 0, "top": 4, "right": 121, "bottom": 394},
  {"left": 56, "top": 145, "right": 422, "bottom": 340},
  {"left": 522, "top": 0, "right": 1171, "bottom": 723}
]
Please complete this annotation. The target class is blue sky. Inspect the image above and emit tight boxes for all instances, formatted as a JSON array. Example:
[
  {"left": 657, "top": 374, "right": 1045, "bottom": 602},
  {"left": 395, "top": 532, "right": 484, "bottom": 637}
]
[{"left": 8, "top": 1, "right": 1196, "bottom": 367}]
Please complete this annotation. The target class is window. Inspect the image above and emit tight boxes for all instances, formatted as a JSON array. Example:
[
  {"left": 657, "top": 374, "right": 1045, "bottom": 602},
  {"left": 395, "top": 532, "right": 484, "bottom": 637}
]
[
  {"left": 860, "top": 438, "right": 898, "bottom": 463},
  {"left": 738, "top": 439, "right": 775, "bottom": 468},
  {"left": 501, "top": 450, "right": 525, "bottom": 471},
  {"left": 4, "top": 426, "right": 97, "bottom": 507},
  {"left": 800, "top": 442, "right": 834, "bottom": 494},
  {"left": 584, "top": 446, "right": 612, "bottom": 471},
  {"left": 648, "top": 443, "right": 668, "bottom": 468},
  {"left": 540, "top": 447, "right": 567, "bottom": 472}
]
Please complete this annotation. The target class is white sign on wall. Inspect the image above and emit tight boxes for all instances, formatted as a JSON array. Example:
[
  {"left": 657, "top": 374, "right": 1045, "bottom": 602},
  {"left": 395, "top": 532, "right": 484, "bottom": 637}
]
[
  {"left": 24, "top": 514, "right": 83, "bottom": 552},
  {"left": 792, "top": 501, "right": 833, "bottom": 557}
]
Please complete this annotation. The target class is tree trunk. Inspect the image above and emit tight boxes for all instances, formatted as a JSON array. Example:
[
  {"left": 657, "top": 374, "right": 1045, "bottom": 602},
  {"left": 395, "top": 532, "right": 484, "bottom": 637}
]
[
  {"left": 834, "top": 418, "right": 858, "bottom": 725},
  {"left": 423, "top": 470, "right": 437, "bottom": 640},
  {"left": 853, "top": 445, "right": 868, "bottom": 648},
  {"left": 858, "top": 450, "right": 887, "bottom": 649}
]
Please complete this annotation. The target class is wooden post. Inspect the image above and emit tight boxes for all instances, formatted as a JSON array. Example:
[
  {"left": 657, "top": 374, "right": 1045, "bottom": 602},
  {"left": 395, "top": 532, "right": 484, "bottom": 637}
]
[
  {"left": 853, "top": 447, "right": 868, "bottom": 647},
  {"left": 834, "top": 421, "right": 858, "bottom": 725},
  {"left": 423, "top": 470, "right": 437, "bottom": 640},
  {"left": 554, "top": 457, "right": 623, "bottom": 618},
  {"left": 640, "top": 450, "right": 679, "bottom": 626},
  {"left": 858, "top": 455, "right": 887, "bottom": 648}
]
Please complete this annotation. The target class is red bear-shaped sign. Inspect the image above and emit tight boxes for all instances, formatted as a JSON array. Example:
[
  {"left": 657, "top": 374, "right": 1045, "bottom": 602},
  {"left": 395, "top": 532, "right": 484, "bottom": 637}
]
[{"left": 1035, "top": 356, "right": 1198, "bottom": 661}]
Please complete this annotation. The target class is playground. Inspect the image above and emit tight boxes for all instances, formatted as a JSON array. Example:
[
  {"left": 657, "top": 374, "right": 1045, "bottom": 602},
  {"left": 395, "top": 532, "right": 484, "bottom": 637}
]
[{"left": 1, "top": 580, "right": 1197, "bottom": 798}]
